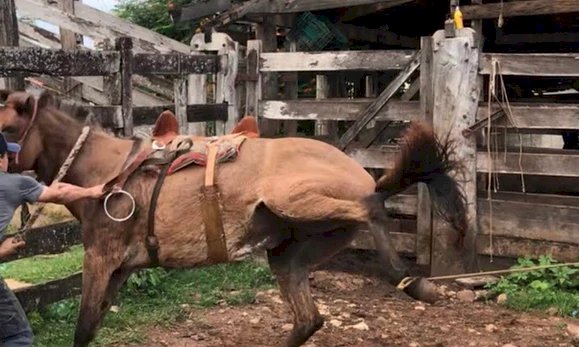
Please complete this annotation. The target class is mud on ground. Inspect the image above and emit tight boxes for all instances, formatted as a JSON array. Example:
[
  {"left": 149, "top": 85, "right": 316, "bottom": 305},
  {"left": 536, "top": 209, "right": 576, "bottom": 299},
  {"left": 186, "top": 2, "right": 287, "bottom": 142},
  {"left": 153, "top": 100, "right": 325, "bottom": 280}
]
[{"left": 117, "top": 251, "right": 578, "bottom": 347}]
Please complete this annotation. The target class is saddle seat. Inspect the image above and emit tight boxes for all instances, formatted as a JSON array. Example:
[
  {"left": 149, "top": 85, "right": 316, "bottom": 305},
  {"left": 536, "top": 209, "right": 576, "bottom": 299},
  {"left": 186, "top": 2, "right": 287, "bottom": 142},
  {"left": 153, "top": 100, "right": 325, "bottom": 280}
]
[{"left": 143, "top": 110, "right": 260, "bottom": 175}]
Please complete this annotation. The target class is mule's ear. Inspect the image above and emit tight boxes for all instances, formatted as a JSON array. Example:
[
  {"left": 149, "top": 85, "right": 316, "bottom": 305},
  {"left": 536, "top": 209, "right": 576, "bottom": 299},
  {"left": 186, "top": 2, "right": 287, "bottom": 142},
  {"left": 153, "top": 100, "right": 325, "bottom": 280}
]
[
  {"left": 37, "top": 90, "right": 57, "bottom": 109},
  {"left": 14, "top": 95, "right": 36, "bottom": 118}
]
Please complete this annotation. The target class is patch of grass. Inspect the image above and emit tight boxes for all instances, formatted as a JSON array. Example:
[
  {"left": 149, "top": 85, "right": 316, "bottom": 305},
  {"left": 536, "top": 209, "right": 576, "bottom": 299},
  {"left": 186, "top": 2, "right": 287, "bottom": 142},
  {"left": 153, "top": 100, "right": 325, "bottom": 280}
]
[
  {"left": 0, "top": 245, "right": 84, "bottom": 283},
  {"left": 486, "top": 255, "right": 579, "bottom": 318},
  {"left": 7, "top": 258, "right": 275, "bottom": 347}
]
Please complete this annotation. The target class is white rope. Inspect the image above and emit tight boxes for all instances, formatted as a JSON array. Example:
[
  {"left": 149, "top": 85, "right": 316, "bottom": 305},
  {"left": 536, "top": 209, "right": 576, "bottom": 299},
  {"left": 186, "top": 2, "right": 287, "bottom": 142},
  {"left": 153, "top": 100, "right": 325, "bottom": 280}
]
[{"left": 103, "top": 189, "right": 136, "bottom": 223}]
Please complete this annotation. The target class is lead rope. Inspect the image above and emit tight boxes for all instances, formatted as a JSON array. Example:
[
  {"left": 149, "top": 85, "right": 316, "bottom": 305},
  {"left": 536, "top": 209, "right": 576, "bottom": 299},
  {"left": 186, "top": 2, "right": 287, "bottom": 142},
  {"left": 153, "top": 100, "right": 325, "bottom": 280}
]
[
  {"left": 13, "top": 126, "right": 91, "bottom": 243},
  {"left": 396, "top": 261, "right": 579, "bottom": 291}
]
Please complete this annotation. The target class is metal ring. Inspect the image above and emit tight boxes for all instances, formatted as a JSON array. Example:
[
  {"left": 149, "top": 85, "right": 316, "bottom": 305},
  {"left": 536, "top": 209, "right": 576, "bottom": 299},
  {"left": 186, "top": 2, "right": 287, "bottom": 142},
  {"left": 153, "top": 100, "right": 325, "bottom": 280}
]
[{"left": 103, "top": 190, "right": 136, "bottom": 222}]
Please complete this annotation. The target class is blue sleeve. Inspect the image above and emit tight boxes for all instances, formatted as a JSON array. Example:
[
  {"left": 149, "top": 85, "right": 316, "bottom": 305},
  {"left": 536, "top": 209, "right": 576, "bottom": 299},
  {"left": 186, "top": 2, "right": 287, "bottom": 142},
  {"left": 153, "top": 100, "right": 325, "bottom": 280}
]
[{"left": 18, "top": 176, "right": 45, "bottom": 204}]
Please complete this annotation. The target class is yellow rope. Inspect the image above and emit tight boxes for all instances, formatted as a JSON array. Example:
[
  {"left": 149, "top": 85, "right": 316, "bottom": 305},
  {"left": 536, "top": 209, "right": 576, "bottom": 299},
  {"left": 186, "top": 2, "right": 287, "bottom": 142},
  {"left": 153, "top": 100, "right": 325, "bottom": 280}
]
[{"left": 396, "top": 262, "right": 579, "bottom": 290}]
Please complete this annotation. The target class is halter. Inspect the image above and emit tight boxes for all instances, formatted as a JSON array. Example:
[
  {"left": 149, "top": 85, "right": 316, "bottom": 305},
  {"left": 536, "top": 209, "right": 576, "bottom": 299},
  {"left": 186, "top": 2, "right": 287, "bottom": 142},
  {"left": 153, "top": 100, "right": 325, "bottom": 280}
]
[{"left": 13, "top": 96, "right": 40, "bottom": 166}]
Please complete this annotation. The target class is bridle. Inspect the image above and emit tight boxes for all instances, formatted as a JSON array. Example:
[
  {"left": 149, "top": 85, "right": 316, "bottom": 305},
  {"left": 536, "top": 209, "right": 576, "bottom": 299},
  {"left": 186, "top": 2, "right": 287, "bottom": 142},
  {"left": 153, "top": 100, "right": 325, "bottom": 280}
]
[{"left": 15, "top": 97, "right": 40, "bottom": 166}]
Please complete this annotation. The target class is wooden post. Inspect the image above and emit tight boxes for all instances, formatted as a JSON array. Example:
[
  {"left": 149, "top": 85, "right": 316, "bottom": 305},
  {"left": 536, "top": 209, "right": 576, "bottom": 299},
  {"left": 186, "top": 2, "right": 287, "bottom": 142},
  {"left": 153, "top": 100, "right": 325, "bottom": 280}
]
[
  {"left": 189, "top": 36, "right": 209, "bottom": 136},
  {"left": 430, "top": 28, "right": 480, "bottom": 276},
  {"left": 256, "top": 16, "right": 279, "bottom": 137},
  {"left": 282, "top": 39, "right": 298, "bottom": 136},
  {"left": 58, "top": 0, "right": 82, "bottom": 100},
  {"left": 314, "top": 74, "right": 330, "bottom": 137},
  {"left": 0, "top": 0, "right": 24, "bottom": 90},
  {"left": 103, "top": 39, "right": 123, "bottom": 134},
  {"left": 174, "top": 75, "right": 188, "bottom": 135},
  {"left": 416, "top": 36, "right": 434, "bottom": 266},
  {"left": 245, "top": 40, "right": 262, "bottom": 120},
  {"left": 116, "top": 37, "right": 134, "bottom": 137},
  {"left": 191, "top": 31, "right": 239, "bottom": 136}
]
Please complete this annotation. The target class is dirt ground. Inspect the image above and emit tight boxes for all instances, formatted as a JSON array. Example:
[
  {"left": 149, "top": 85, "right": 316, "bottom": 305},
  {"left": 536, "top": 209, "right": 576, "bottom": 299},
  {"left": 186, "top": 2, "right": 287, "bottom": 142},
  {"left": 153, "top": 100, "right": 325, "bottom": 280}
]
[{"left": 120, "top": 251, "right": 578, "bottom": 347}]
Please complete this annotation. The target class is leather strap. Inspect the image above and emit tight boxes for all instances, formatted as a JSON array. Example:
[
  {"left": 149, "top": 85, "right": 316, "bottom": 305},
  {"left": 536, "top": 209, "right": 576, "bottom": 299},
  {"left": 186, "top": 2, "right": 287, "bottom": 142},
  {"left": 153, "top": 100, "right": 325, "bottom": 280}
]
[
  {"left": 146, "top": 163, "right": 170, "bottom": 267},
  {"left": 200, "top": 142, "right": 228, "bottom": 263}
]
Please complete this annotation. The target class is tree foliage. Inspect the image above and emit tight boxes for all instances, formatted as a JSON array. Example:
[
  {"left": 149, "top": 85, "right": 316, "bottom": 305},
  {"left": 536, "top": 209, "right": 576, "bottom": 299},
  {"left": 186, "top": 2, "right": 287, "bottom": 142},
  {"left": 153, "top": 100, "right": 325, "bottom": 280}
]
[{"left": 113, "top": 0, "right": 196, "bottom": 43}]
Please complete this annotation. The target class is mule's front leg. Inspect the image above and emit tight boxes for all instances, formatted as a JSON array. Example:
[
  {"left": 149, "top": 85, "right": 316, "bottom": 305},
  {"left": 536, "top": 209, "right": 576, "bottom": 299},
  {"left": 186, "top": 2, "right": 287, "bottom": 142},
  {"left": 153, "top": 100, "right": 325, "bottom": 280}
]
[{"left": 73, "top": 252, "right": 132, "bottom": 347}]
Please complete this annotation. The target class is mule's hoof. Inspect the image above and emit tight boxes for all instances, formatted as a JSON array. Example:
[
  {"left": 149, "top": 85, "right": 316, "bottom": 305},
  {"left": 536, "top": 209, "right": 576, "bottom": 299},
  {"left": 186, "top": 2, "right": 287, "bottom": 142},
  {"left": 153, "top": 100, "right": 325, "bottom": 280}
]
[{"left": 403, "top": 277, "right": 440, "bottom": 304}]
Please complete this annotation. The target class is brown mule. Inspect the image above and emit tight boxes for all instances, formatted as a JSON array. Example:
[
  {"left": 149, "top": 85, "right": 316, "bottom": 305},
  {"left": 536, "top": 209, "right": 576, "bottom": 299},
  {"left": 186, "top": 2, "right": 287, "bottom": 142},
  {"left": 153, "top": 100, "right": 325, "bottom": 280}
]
[{"left": 0, "top": 90, "right": 466, "bottom": 347}]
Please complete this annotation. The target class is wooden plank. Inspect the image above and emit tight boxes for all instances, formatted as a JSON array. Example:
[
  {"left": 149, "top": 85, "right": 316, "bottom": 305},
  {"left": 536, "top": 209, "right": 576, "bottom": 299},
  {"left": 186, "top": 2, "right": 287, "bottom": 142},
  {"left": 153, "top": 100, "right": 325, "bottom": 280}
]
[
  {"left": 479, "top": 53, "right": 579, "bottom": 77},
  {"left": 250, "top": 0, "right": 409, "bottom": 13},
  {"left": 260, "top": 100, "right": 579, "bottom": 130},
  {"left": 314, "top": 74, "right": 334, "bottom": 137},
  {"left": 58, "top": 0, "right": 82, "bottom": 100},
  {"left": 346, "top": 146, "right": 398, "bottom": 169},
  {"left": 0, "top": 0, "right": 25, "bottom": 90},
  {"left": 133, "top": 53, "right": 219, "bottom": 75},
  {"left": 478, "top": 197, "right": 579, "bottom": 244},
  {"left": 15, "top": 0, "right": 191, "bottom": 54},
  {"left": 462, "top": 0, "right": 579, "bottom": 20},
  {"left": 385, "top": 194, "right": 417, "bottom": 217},
  {"left": 477, "top": 150, "right": 579, "bottom": 178},
  {"left": 2, "top": 221, "right": 80, "bottom": 263},
  {"left": 477, "top": 236, "right": 578, "bottom": 263},
  {"left": 416, "top": 35, "right": 434, "bottom": 267},
  {"left": 174, "top": 76, "right": 188, "bottom": 135},
  {"left": 257, "top": 16, "right": 279, "bottom": 136},
  {"left": 245, "top": 40, "right": 261, "bottom": 118},
  {"left": 337, "top": 50, "right": 420, "bottom": 150},
  {"left": 259, "top": 99, "right": 421, "bottom": 122},
  {"left": 430, "top": 28, "right": 481, "bottom": 276},
  {"left": 117, "top": 37, "right": 133, "bottom": 136},
  {"left": 260, "top": 50, "right": 416, "bottom": 72},
  {"left": 178, "top": 0, "right": 232, "bottom": 21},
  {"left": 14, "top": 272, "right": 82, "bottom": 313},
  {"left": 282, "top": 39, "right": 298, "bottom": 136},
  {"left": 188, "top": 33, "right": 210, "bottom": 136},
  {"left": 340, "top": 0, "right": 414, "bottom": 21},
  {"left": 496, "top": 32, "right": 579, "bottom": 45},
  {"left": 0, "top": 47, "right": 119, "bottom": 77},
  {"left": 350, "top": 230, "right": 416, "bottom": 255}
]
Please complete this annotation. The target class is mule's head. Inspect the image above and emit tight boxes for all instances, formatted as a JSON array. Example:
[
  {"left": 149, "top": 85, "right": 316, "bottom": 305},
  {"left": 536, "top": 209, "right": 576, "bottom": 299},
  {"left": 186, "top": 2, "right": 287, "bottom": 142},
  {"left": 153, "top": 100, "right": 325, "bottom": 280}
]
[{"left": 0, "top": 90, "right": 59, "bottom": 173}]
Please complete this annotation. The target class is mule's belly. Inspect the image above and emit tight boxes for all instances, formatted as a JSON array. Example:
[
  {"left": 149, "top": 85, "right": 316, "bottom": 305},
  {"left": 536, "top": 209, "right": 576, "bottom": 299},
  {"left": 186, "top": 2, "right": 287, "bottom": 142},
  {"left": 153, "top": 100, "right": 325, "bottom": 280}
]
[{"left": 149, "top": 164, "right": 263, "bottom": 268}]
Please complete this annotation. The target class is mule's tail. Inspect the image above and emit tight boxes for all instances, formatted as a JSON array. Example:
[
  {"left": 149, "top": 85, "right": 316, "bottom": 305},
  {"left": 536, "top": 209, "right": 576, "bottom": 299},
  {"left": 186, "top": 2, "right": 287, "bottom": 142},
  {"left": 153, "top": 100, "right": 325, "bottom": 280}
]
[{"left": 371, "top": 121, "right": 468, "bottom": 241}]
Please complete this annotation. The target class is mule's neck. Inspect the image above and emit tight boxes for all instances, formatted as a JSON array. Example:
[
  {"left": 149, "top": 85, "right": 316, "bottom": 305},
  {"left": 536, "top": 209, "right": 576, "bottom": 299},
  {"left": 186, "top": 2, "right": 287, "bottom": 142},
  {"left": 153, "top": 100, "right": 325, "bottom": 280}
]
[{"left": 34, "top": 109, "right": 137, "bottom": 189}]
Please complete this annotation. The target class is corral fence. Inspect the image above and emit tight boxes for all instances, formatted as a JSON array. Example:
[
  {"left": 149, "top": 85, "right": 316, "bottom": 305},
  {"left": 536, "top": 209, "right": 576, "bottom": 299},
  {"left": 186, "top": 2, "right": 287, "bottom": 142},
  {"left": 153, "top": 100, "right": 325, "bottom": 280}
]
[{"left": 2, "top": 0, "right": 579, "bottom": 313}]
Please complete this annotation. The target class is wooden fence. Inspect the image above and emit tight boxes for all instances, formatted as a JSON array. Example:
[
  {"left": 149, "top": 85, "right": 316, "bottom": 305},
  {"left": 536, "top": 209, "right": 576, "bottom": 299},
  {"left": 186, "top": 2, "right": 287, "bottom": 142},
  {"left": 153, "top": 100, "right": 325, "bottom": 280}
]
[{"left": 247, "top": 28, "right": 579, "bottom": 276}]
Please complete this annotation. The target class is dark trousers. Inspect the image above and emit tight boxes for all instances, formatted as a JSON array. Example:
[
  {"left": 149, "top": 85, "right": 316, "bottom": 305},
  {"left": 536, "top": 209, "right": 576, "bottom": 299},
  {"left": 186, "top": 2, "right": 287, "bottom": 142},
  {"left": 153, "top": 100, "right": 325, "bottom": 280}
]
[{"left": 0, "top": 276, "right": 33, "bottom": 346}]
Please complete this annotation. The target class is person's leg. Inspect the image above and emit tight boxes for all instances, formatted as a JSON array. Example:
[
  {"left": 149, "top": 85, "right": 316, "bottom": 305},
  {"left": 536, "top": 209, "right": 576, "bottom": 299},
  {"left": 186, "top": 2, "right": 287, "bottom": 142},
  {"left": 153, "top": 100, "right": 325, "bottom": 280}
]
[{"left": 0, "top": 276, "right": 34, "bottom": 347}]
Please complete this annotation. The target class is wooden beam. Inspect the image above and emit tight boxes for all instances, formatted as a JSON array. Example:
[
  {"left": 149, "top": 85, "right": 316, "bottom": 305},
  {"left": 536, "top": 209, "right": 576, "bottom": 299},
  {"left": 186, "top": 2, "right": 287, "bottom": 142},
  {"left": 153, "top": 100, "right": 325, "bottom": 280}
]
[
  {"left": 260, "top": 99, "right": 421, "bottom": 122},
  {"left": 416, "top": 35, "right": 434, "bottom": 267},
  {"left": 478, "top": 195, "right": 579, "bottom": 244},
  {"left": 477, "top": 149, "right": 579, "bottom": 178},
  {"left": 58, "top": 0, "right": 82, "bottom": 100},
  {"left": 0, "top": 0, "right": 25, "bottom": 90},
  {"left": 3, "top": 221, "right": 80, "bottom": 263},
  {"left": 334, "top": 23, "right": 419, "bottom": 48},
  {"left": 350, "top": 230, "right": 416, "bottom": 255},
  {"left": 338, "top": 0, "right": 413, "bottom": 21},
  {"left": 480, "top": 53, "right": 579, "bottom": 77},
  {"left": 14, "top": 273, "right": 82, "bottom": 313},
  {"left": 15, "top": 0, "right": 190, "bottom": 54},
  {"left": 117, "top": 37, "right": 133, "bottom": 136},
  {"left": 177, "top": 0, "right": 232, "bottom": 22},
  {"left": 133, "top": 53, "right": 219, "bottom": 75},
  {"left": 0, "top": 47, "right": 119, "bottom": 77},
  {"left": 462, "top": 0, "right": 579, "bottom": 20},
  {"left": 337, "top": 50, "right": 420, "bottom": 150},
  {"left": 477, "top": 236, "right": 578, "bottom": 263},
  {"left": 261, "top": 99, "right": 579, "bottom": 131},
  {"left": 430, "top": 28, "right": 481, "bottom": 276},
  {"left": 260, "top": 50, "right": 416, "bottom": 72},
  {"left": 496, "top": 32, "right": 579, "bottom": 45},
  {"left": 250, "top": 0, "right": 410, "bottom": 13}
]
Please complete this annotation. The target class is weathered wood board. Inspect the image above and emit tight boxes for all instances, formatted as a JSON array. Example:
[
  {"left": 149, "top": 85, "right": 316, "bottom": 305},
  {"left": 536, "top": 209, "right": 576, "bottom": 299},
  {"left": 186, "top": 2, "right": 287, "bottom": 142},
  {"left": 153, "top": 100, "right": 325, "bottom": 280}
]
[{"left": 260, "top": 50, "right": 416, "bottom": 72}]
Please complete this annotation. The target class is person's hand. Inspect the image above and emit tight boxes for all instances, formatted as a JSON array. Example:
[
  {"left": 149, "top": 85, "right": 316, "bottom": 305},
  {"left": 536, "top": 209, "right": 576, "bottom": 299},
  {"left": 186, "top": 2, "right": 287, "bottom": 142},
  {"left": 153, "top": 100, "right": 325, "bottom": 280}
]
[
  {"left": 90, "top": 184, "right": 106, "bottom": 199},
  {"left": 0, "top": 237, "right": 25, "bottom": 258}
]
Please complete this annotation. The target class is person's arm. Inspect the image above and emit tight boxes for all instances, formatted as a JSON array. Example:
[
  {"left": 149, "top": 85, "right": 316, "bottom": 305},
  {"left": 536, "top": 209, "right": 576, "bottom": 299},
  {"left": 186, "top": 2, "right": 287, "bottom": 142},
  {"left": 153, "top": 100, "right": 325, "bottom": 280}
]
[
  {"left": 37, "top": 182, "right": 105, "bottom": 204},
  {"left": 18, "top": 175, "right": 104, "bottom": 205}
]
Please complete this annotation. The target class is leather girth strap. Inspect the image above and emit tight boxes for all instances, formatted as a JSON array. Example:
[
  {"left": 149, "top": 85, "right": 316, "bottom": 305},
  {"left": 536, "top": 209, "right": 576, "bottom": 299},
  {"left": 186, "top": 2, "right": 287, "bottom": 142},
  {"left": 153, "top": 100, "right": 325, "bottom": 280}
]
[
  {"left": 146, "top": 163, "right": 170, "bottom": 267},
  {"left": 199, "top": 143, "right": 229, "bottom": 263}
]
